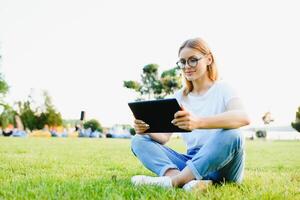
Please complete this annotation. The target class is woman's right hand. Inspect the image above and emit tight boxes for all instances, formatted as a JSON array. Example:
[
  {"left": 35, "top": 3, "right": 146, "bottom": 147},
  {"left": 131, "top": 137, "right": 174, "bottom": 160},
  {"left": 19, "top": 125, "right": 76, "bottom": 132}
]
[{"left": 134, "top": 119, "right": 150, "bottom": 134}]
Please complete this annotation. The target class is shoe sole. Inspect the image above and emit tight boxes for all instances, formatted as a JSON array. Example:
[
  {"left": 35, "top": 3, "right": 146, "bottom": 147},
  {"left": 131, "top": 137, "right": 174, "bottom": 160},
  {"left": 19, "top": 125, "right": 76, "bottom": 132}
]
[{"left": 193, "top": 180, "right": 213, "bottom": 191}]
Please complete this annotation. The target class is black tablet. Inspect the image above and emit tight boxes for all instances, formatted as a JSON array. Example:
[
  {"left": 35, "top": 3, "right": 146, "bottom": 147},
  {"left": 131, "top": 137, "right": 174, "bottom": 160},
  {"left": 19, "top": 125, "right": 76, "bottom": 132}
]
[{"left": 128, "top": 98, "right": 189, "bottom": 133}]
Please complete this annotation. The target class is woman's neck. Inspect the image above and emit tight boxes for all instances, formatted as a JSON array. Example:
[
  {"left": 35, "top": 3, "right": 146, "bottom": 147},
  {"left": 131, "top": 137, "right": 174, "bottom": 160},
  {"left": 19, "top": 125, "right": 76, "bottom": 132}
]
[{"left": 191, "top": 76, "right": 214, "bottom": 95}]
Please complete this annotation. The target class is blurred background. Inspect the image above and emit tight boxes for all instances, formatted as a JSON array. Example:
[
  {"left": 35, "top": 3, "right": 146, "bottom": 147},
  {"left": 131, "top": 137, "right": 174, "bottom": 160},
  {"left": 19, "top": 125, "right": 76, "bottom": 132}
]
[{"left": 0, "top": 0, "right": 299, "bottom": 139}]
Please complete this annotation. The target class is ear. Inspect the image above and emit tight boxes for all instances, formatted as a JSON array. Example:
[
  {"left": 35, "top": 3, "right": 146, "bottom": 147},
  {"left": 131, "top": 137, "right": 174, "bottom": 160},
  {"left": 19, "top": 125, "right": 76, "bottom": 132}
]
[{"left": 206, "top": 54, "right": 213, "bottom": 66}]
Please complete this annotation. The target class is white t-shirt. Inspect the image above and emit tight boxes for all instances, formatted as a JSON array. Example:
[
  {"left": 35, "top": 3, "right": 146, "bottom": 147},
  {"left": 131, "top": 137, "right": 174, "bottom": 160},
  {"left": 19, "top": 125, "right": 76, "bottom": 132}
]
[{"left": 174, "top": 80, "right": 239, "bottom": 151}]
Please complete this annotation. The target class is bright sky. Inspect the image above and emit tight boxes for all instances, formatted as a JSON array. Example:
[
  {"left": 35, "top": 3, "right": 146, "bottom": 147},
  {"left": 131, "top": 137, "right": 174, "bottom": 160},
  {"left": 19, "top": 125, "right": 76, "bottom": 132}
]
[{"left": 0, "top": 0, "right": 299, "bottom": 127}]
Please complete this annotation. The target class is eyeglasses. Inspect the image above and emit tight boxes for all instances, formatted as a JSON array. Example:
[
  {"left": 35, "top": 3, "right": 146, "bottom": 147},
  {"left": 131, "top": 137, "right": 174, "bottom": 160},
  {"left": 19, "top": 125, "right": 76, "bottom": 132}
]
[{"left": 176, "top": 56, "right": 204, "bottom": 69}]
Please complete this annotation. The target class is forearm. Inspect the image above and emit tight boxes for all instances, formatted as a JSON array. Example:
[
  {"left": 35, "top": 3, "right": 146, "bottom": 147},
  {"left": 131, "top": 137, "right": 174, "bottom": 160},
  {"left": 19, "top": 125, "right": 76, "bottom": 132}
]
[
  {"left": 148, "top": 133, "right": 172, "bottom": 145},
  {"left": 199, "top": 110, "right": 250, "bottom": 129}
]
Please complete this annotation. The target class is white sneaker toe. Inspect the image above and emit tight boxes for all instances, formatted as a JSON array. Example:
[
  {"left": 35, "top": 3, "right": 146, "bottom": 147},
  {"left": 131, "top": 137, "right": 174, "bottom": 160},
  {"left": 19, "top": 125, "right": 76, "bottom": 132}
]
[
  {"left": 131, "top": 175, "right": 172, "bottom": 188},
  {"left": 183, "top": 180, "right": 212, "bottom": 191}
]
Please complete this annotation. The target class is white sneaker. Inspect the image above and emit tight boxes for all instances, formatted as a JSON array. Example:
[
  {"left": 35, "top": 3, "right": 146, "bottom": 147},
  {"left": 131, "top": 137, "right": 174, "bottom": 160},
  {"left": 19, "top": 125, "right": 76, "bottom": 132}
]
[
  {"left": 131, "top": 175, "right": 173, "bottom": 188},
  {"left": 183, "top": 180, "right": 213, "bottom": 191}
]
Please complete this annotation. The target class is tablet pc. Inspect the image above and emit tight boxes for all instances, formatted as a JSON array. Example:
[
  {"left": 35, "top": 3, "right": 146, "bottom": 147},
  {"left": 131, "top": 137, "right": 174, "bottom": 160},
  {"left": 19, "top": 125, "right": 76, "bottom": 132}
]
[{"left": 128, "top": 98, "right": 189, "bottom": 133}]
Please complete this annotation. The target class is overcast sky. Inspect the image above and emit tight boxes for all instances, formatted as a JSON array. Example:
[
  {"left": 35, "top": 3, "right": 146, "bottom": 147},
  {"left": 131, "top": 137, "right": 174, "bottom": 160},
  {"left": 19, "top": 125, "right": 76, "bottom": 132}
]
[{"left": 1, "top": 0, "right": 299, "bottom": 127}]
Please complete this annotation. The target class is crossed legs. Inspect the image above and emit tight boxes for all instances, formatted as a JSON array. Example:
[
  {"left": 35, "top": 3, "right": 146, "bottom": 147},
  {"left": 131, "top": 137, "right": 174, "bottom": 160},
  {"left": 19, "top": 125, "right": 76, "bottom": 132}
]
[{"left": 131, "top": 129, "right": 245, "bottom": 188}]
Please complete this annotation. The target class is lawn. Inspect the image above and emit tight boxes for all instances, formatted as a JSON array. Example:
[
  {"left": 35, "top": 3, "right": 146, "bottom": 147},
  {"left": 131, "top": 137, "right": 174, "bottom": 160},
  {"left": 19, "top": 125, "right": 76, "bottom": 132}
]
[{"left": 0, "top": 137, "right": 299, "bottom": 200}]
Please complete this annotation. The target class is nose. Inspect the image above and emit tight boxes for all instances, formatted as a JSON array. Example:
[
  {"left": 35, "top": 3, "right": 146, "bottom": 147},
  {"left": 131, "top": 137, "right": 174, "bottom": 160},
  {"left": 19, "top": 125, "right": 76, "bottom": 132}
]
[{"left": 183, "top": 64, "right": 193, "bottom": 70}]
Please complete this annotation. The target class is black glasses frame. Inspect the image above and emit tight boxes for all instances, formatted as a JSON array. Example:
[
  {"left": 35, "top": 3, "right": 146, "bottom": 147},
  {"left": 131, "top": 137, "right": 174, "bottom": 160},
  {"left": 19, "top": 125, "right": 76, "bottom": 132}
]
[{"left": 176, "top": 56, "right": 204, "bottom": 69}]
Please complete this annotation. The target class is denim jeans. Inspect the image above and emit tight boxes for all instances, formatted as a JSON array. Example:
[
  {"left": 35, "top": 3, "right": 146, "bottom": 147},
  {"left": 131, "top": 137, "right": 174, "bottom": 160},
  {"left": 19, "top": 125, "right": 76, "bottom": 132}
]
[
  {"left": 12, "top": 130, "right": 27, "bottom": 137},
  {"left": 131, "top": 129, "right": 245, "bottom": 183}
]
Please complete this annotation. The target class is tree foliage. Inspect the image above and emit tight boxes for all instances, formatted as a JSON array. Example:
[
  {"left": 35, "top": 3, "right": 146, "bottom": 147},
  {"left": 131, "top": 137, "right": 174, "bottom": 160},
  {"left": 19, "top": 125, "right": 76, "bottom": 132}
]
[
  {"left": 0, "top": 74, "right": 9, "bottom": 97},
  {"left": 291, "top": 106, "right": 300, "bottom": 132},
  {"left": 17, "top": 100, "right": 37, "bottom": 131},
  {"left": 124, "top": 64, "right": 182, "bottom": 100},
  {"left": 0, "top": 54, "right": 13, "bottom": 128},
  {"left": 0, "top": 103, "right": 17, "bottom": 128},
  {"left": 123, "top": 81, "right": 141, "bottom": 93},
  {"left": 41, "top": 91, "right": 63, "bottom": 128},
  {"left": 17, "top": 90, "right": 63, "bottom": 131},
  {"left": 0, "top": 53, "right": 9, "bottom": 97},
  {"left": 83, "top": 119, "right": 103, "bottom": 132},
  {"left": 0, "top": 55, "right": 63, "bottom": 130},
  {"left": 160, "top": 68, "right": 182, "bottom": 97}
]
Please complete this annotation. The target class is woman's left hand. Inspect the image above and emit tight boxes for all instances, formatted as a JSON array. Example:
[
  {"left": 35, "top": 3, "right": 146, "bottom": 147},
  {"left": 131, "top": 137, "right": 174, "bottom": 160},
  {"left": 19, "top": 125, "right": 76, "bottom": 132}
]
[{"left": 171, "top": 108, "right": 202, "bottom": 131}]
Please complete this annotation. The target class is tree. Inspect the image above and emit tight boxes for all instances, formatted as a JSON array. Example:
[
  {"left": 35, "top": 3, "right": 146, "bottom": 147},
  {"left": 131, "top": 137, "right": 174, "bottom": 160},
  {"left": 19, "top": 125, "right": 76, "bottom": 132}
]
[
  {"left": 17, "top": 90, "right": 63, "bottom": 130},
  {"left": 0, "top": 74, "right": 8, "bottom": 97},
  {"left": 123, "top": 81, "right": 141, "bottom": 94},
  {"left": 17, "top": 100, "right": 37, "bottom": 131},
  {"left": 0, "top": 56, "right": 12, "bottom": 128},
  {"left": 0, "top": 103, "right": 17, "bottom": 128},
  {"left": 129, "top": 127, "right": 136, "bottom": 136},
  {"left": 83, "top": 119, "right": 103, "bottom": 132},
  {"left": 160, "top": 68, "right": 182, "bottom": 98},
  {"left": 291, "top": 106, "right": 300, "bottom": 132},
  {"left": 140, "top": 64, "right": 162, "bottom": 99},
  {"left": 0, "top": 52, "right": 13, "bottom": 128},
  {"left": 0, "top": 52, "right": 9, "bottom": 97},
  {"left": 41, "top": 91, "right": 63, "bottom": 128},
  {"left": 124, "top": 64, "right": 182, "bottom": 100}
]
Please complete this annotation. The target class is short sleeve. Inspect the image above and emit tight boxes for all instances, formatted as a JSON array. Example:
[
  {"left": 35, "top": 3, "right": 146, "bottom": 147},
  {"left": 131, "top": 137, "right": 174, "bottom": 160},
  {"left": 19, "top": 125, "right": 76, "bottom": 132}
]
[{"left": 221, "top": 82, "right": 240, "bottom": 107}]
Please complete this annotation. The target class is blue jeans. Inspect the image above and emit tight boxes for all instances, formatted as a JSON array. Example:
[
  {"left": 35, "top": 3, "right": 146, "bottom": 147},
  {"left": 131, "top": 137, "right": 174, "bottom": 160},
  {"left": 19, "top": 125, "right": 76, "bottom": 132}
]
[
  {"left": 12, "top": 130, "right": 27, "bottom": 137},
  {"left": 131, "top": 129, "right": 245, "bottom": 183}
]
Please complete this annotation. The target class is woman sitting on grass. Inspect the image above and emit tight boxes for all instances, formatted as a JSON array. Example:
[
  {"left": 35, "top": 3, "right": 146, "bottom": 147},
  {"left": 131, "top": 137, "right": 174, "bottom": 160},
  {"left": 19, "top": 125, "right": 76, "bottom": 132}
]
[{"left": 131, "top": 37, "right": 250, "bottom": 191}]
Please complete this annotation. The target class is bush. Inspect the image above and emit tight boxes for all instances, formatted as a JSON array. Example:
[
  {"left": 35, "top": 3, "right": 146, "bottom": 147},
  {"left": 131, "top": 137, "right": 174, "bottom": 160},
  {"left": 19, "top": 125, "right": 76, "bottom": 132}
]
[
  {"left": 18, "top": 101, "right": 37, "bottom": 131},
  {"left": 83, "top": 119, "right": 103, "bottom": 132},
  {"left": 129, "top": 127, "right": 136, "bottom": 136},
  {"left": 256, "top": 130, "right": 267, "bottom": 138},
  {"left": 291, "top": 106, "right": 300, "bottom": 132},
  {"left": 17, "top": 91, "right": 63, "bottom": 131},
  {"left": 292, "top": 123, "right": 300, "bottom": 132},
  {"left": 0, "top": 104, "right": 17, "bottom": 128}
]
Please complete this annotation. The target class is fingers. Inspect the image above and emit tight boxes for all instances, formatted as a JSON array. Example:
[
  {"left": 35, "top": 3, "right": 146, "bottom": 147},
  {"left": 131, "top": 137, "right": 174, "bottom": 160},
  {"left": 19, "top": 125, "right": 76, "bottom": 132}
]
[
  {"left": 171, "top": 119, "right": 190, "bottom": 131},
  {"left": 134, "top": 125, "right": 149, "bottom": 134},
  {"left": 174, "top": 110, "right": 189, "bottom": 118},
  {"left": 134, "top": 123, "right": 149, "bottom": 130},
  {"left": 134, "top": 119, "right": 149, "bottom": 125},
  {"left": 172, "top": 120, "right": 191, "bottom": 131},
  {"left": 134, "top": 119, "right": 150, "bottom": 134},
  {"left": 171, "top": 113, "right": 193, "bottom": 131},
  {"left": 177, "top": 124, "right": 190, "bottom": 131},
  {"left": 171, "top": 116, "right": 188, "bottom": 125}
]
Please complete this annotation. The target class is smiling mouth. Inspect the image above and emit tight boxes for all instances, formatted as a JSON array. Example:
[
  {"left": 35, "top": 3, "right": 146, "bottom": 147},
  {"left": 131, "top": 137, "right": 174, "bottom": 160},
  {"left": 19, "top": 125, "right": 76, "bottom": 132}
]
[{"left": 185, "top": 71, "right": 196, "bottom": 75}]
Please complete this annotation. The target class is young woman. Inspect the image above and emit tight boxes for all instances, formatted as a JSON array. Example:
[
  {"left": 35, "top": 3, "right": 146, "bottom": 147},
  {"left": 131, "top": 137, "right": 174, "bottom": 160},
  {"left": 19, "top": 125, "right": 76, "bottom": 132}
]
[{"left": 131, "top": 38, "right": 250, "bottom": 190}]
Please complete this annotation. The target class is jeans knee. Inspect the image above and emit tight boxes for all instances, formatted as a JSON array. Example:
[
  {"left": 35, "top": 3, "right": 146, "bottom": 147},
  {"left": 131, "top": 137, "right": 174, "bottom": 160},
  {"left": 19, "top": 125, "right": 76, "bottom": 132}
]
[
  {"left": 131, "top": 134, "right": 151, "bottom": 154},
  {"left": 220, "top": 129, "right": 244, "bottom": 150}
]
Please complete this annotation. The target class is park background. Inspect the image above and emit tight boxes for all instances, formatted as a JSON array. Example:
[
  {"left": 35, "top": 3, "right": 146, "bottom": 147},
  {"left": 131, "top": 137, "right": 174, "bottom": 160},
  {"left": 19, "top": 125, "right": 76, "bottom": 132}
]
[{"left": 1, "top": 0, "right": 299, "bottom": 130}]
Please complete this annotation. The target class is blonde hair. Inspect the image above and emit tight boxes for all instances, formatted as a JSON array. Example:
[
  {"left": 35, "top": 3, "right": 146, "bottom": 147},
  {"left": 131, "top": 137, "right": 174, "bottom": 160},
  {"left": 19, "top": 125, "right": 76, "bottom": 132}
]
[{"left": 178, "top": 38, "right": 219, "bottom": 96}]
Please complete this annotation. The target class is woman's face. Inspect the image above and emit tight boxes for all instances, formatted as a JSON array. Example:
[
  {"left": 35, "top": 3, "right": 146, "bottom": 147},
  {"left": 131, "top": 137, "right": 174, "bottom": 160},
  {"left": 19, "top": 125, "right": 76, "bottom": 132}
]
[{"left": 178, "top": 47, "right": 210, "bottom": 81}]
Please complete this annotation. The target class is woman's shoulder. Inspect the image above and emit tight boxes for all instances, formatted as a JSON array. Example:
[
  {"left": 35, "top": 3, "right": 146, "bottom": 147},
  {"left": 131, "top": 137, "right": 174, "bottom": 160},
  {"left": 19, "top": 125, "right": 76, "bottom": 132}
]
[
  {"left": 213, "top": 80, "right": 235, "bottom": 91},
  {"left": 214, "top": 80, "right": 240, "bottom": 101},
  {"left": 173, "top": 87, "right": 185, "bottom": 101}
]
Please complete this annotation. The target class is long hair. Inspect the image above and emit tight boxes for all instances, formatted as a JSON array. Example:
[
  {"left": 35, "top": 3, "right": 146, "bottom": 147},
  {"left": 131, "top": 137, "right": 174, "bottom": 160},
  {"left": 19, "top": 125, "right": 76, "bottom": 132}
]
[{"left": 178, "top": 38, "right": 219, "bottom": 96}]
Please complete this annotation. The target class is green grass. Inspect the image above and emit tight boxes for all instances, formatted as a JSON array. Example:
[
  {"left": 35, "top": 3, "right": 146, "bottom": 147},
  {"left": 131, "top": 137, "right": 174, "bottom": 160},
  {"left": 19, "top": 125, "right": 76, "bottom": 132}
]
[{"left": 0, "top": 137, "right": 299, "bottom": 200}]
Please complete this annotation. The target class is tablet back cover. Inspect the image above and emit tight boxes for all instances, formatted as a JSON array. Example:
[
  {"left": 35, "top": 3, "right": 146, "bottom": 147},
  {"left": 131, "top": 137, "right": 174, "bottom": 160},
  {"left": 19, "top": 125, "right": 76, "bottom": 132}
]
[{"left": 128, "top": 98, "right": 189, "bottom": 133}]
